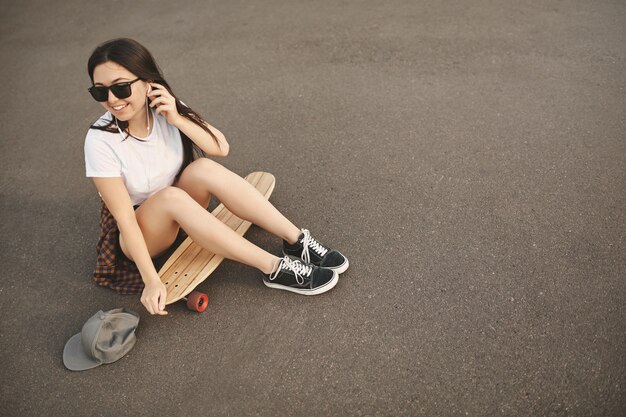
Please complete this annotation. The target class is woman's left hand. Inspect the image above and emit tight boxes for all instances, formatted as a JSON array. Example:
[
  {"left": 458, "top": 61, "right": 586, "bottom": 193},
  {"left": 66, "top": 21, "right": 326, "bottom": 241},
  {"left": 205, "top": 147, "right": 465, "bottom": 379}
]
[{"left": 147, "top": 82, "right": 183, "bottom": 126}]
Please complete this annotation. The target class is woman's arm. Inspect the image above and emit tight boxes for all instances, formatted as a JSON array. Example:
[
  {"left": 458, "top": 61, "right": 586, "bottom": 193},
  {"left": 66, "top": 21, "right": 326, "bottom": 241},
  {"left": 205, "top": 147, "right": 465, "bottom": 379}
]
[
  {"left": 92, "top": 177, "right": 168, "bottom": 315},
  {"left": 147, "top": 82, "right": 229, "bottom": 157},
  {"left": 173, "top": 116, "right": 230, "bottom": 157}
]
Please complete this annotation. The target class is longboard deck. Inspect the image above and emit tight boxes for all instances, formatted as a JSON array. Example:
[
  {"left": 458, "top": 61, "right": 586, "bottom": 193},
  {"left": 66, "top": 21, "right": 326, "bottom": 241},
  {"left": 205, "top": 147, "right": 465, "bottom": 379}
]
[{"left": 158, "top": 171, "right": 275, "bottom": 305}]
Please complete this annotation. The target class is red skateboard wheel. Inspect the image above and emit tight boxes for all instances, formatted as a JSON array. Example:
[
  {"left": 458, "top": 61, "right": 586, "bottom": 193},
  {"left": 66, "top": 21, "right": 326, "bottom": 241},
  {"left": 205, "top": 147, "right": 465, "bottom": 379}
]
[{"left": 186, "top": 291, "right": 209, "bottom": 312}]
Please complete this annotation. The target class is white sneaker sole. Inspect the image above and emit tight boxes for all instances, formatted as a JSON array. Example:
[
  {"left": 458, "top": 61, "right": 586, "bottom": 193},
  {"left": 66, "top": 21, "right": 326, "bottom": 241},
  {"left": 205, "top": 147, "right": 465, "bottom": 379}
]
[
  {"left": 282, "top": 253, "right": 350, "bottom": 274},
  {"left": 263, "top": 271, "right": 339, "bottom": 295},
  {"left": 329, "top": 259, "right": 349, "bottom": 274}
]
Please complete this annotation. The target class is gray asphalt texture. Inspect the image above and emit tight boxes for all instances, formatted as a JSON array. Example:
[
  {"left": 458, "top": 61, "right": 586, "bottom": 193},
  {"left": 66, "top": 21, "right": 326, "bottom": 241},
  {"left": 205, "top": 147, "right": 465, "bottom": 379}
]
[{"left": 1, "top": 1, "right": 625, "bottom": 416}]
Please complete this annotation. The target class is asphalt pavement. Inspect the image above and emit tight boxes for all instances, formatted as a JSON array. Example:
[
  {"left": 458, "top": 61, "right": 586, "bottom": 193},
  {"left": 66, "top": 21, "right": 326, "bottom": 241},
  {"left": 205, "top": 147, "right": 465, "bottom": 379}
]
[{"left": 1, "top": 0, "right": 625, "bottom": 416}]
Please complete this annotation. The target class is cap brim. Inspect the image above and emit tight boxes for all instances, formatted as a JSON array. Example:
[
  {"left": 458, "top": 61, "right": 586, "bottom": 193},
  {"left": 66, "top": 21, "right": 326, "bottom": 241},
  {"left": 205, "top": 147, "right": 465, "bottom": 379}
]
[{"left": 63, "top": 333, "right": 102, "bottom": 371}]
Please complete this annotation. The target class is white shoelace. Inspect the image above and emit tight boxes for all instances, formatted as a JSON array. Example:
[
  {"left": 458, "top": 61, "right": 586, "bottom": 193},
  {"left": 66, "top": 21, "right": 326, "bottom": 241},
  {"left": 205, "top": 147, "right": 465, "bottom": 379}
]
[
  {"left": 269, "top": 256, "right": 312, "bottom": 285},
  {"left": 300, "top": 229, "right": 328, "bottom": 264}
]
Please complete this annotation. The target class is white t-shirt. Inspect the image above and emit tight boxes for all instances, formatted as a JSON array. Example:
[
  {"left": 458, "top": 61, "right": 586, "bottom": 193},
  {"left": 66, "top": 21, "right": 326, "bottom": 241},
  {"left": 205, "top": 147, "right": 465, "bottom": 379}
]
[{"left": 84, "top": 108, "right": 184, "bottom": 205}]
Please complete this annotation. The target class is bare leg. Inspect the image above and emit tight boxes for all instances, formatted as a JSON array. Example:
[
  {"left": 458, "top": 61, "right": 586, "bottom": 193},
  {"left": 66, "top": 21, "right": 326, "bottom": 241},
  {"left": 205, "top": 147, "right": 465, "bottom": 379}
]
[
  {"left": 120, "top": 186, "right": 280, "bottom": 274},
  {"left": 175, "top": 158, "right": 302, "bottom": 244}
]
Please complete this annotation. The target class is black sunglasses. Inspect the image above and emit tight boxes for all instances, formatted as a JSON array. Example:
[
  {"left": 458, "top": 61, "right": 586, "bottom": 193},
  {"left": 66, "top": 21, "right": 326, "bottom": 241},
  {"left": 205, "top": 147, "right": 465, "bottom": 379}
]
[{"left": 88, "top": 78, "right": 141, "bottom": 102}]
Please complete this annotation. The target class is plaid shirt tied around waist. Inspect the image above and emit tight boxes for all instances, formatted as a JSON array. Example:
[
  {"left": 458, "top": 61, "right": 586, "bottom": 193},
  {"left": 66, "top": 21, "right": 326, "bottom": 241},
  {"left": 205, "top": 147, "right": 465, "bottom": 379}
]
[{"left": 93, "top": 201, "right": 144, "bottom": 294}]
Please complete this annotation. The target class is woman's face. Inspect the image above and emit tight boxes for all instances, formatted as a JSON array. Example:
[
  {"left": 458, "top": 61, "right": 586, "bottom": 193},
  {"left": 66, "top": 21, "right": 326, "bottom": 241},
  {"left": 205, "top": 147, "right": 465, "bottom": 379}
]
[{"left": 92, "top": 61, "right": 149, "bottom": 122}]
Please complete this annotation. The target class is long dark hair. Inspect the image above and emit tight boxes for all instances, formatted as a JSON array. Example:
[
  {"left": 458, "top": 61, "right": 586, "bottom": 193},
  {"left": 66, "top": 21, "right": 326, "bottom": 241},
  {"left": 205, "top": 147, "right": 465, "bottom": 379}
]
[{"left": 87, "top": 38, "right": 219, "bottom": 178}]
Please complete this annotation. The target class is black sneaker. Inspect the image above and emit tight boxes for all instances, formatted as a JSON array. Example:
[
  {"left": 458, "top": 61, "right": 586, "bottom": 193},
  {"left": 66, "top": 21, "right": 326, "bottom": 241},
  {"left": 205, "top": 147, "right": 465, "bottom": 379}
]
[
  {"left": 283, "top": 229, "right": 349, "bottom": 274},
  {"left": 263, "top": 256, "right": 338, "bottom": 295}
]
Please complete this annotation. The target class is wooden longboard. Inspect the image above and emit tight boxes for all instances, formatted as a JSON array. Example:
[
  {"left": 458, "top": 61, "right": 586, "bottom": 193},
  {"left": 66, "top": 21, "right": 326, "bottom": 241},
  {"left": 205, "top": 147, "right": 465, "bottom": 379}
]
[{"left": 158, "top": 171, "right": 275, "bottom": 307}]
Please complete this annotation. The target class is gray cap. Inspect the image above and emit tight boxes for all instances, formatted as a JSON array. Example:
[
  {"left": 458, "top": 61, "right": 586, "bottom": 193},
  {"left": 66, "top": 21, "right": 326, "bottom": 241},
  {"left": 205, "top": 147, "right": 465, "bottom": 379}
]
[{"left": 63, "top": 308, "right": 139, "bottom": 371}]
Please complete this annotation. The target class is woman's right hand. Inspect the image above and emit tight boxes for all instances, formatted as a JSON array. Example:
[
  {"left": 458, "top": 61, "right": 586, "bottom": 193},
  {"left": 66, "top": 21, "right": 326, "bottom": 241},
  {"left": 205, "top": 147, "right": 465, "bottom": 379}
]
[{"left": 141, "top": 280, "right": 168, "bottom": 315}]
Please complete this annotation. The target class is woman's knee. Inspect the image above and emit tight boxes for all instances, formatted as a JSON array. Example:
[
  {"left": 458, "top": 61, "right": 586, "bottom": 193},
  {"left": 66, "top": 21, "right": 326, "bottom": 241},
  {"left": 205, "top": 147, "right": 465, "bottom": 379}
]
[
  {"left": 154, "top": 186, "right": 193, "bottom": 208},
  {"left": 177, "top": 159, "right": 230, "bottom": 198},
  {"left": 185, "top": 157, "right": 219, "bottom": 175}
]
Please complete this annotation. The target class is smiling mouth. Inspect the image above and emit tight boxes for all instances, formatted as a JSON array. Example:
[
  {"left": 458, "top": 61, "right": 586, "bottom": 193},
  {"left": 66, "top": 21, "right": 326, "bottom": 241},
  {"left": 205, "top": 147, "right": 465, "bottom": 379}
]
[{"left": 112, "top": 104, "right": 128, "bottom": 111}]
